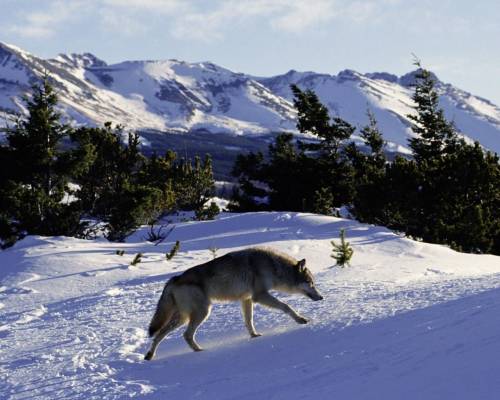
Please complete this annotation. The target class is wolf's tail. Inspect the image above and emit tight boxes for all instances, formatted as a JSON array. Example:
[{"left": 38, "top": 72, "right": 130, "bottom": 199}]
[{"left": 148, "top": 280, "right": 176, "bottom": 337}]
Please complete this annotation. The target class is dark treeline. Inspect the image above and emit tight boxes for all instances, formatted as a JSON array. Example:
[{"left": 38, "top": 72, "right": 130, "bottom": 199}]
[
  {"left": 0, "top": 76, "right": 217, "bottom": 247},
  {"left": 231, "top": 64, "right": 500, "bottom": 255}
]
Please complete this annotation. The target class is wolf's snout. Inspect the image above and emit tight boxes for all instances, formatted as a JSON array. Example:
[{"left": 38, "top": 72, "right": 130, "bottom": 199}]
[
  {"left": 306, "top": 291, "right": 324, "bottom": 301},
  {"left": 312, "top": 294, "right": 324, "bottom": 301}
]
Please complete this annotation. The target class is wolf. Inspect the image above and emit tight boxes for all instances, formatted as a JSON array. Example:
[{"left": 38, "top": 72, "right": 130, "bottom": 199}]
[{"left": 144, "top": 247, "right": 323, "bottom": 360}]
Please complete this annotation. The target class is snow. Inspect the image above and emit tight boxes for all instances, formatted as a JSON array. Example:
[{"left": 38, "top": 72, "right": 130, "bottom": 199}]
[
  {"left": 1, "top": 41, "right": 500, "bottom": 153},
  {"left": 257, "top": 69, "right": 500, "bottom": 154},
  {"left": 1, "top": 212, "right": 500, "bottom": 399}
]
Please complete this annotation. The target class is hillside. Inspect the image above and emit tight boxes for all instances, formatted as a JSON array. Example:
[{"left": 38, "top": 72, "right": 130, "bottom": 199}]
[
  {"left": 1, "top": 212, "right": 500, "bottom": 399},
  {"left": 1, "top": 42, "right": 500, "bottom": 155}
]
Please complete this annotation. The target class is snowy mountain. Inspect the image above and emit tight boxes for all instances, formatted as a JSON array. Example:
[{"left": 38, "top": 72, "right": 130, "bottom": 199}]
[
  {"left": 1, "top": 41, "right": 500, "bottom": 155},
  {"left": 0, "top": 42, "right": 295, "bottom": 136},
  {"left": 257, "top": 69, "right": 500, "bottom": 154},
  {"left": 1, "top": 211, "right": 500, "bottom": 398}
]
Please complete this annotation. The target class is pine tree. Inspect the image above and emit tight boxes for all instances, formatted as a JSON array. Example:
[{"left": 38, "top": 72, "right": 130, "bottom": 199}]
[
  {"left": 312, "top": 187, "right": 335, "bottom": 215},
  {"left": 292, "top": 85, "right": 354, "bottom": 157},
  {"left": 173, "top": 155, "right": 215, "bottom": 211},
  {"left": 166, "top": 241, "right": 180, "bottom": 260},
  {"left": 407, "top": 60, "right": 458, "bottom": 163},
  {"left": 195, "top": 201, "right": 220, "bottom": 221},
  {"left": 72, "top": 123, "right": 169, "bottom": 241},
  {"left": 229, "top": 151, "right": 268, "bottom": 211},
  {"left": 231, "top": 85, "right": 357, "bottom": 212},
  {"left": 330, "top": 229, "right": 354, "bottom": 267},
  {"left": 292, "top": 84, "right": 356, "bottom": 207},
  {"left": 130, "top": 253, "right": 143, "bottom": 266},
  {"left": 4, "top": 75, "right": 83, "bottom": 238},
  {"left": 267, "top": 133, "right": 305, "bottom": 210},
  {"left": 208, "top": 246, "right": 218, "bottom": 259},
  {"left": 360, "top": 110, "right": 386, "bottom": 166},
  {"left": 348, "top": 110, "right": 388, "bottom": 223}
]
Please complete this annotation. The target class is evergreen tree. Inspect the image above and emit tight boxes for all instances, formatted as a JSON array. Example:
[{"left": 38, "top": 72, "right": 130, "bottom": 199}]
[
  {"left": 407, "top": 61, "right": 458, "bottom": 163},
  {"left": 359, "top": 110, "right": 386, "bottom": 165},
  {"left": 330, "top": 229, "right": 354, "bottom": 267},
  {"left": 138, "top": 150, "right": 177, "bottom": 215},
  {"left": 312, "top": 187, "right": 335, "bottom": 215},
  {"left": 173, "top": 155, "right": 215, "bottom": 211},
  {"left": 348, "top": 110, "right": 387, "bottom": 223},
  {"left": 166, "top": 240, "right": 180, "bottom": 260},
  {"left": 229, "top": 151, "right": 269, "bottom": 211},
  {"left": 292, "top": 84, "right": 356, "bottom": 207},
  {"left": 229, "top": 64, "right": 500, "bottom": 255},
  {"left": 430, "top": 142, "right": 500, "bottom": 253},
  {"left": 195, "top": 201, "right": 220, "bottom": 221},
  {"left": 292, "top": 85, "right": 354, "bottom": 157},
  {"left": 4, "top": 75, "right": 84, "bottom": 238},
  {"left": 130, "top": 253, "right": 143, "bottom": 266},
  {"left": 266, "top": 133, "right": 306, "bottom": 210},
  {"left": 231, "top": 85, "right": 356, "bottom": 212},
  {"left": 71, "top": 123, "right": 169, "bottom": 241},
  {"left": 0, "top": 144, "right": 18, "bottom": 247}
]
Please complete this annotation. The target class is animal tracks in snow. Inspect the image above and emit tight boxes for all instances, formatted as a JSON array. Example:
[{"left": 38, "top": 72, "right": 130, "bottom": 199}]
[
  {"left": 15, "top": 305, "right": 47, "bottom": 324},
  {"left": 105, "top": 287, "right": 125, "bottom": 297},
  {"left": 2, "top": 212, "right": 500, "bottom": 399}
]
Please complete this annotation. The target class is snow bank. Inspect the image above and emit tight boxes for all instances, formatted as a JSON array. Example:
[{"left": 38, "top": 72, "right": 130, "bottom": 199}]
[{"left": 1, "top": 212, "right": 500, "bottom": 399}]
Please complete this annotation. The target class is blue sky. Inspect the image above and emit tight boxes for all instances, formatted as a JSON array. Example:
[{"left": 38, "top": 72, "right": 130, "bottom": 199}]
[{"left": 2, "top": 0, "right": 499, "bottom": 105}]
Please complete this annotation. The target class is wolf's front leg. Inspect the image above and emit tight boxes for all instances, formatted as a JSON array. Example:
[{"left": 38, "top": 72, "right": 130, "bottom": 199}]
[
  {"left": 253, "top": 292, "right": 308, "bottom": 324},
  {"left": 241, "top": 299, "right": 261, "bottom": 338}
]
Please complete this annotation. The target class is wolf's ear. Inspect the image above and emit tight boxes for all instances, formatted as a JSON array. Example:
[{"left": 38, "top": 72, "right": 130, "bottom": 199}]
[{"left": 297, "top": 259, "right": 306, "bottom": 271}]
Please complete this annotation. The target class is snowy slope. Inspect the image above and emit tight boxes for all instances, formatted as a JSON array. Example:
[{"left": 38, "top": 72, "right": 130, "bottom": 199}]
[
  {"left": 1, "top": 212, "right": 500, "bottom": 399},
  {"left": 1, "top": 41, "right": 500, "bottom": 153},
  {"left": 0, "top": 41, "right": 295, "bottom": 136},
  {"left": 258, "top": 69, "right": 500, "bottom": 154}
]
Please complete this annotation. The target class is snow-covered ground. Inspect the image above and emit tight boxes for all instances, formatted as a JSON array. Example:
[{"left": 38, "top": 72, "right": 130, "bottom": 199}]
[{"left": 1, "top": 212, "right": 500, "bottom": 399}]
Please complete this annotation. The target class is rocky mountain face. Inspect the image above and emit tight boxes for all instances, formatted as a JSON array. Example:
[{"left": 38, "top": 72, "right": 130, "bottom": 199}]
[{"left": 1, "top": 41, "right": 500, "bottom": 155}]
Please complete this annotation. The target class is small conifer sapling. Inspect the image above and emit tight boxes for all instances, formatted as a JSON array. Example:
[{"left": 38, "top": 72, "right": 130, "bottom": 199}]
[
  {"left": 209, "top": 246, "right": 218, "bottom": 259},
  {"left": 166, "top": 241, "right": 180, "bottom": 260},
  {"left": 131, "top": 253, "right": 143, "bottom": 266},
  {"left": 331, "top": 229, "right": 353, "bottom": 267}
]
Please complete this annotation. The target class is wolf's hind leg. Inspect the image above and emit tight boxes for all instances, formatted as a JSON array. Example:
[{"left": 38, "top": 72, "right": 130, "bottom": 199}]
[
  {"left": 144, "top": 311, "right": 185, "bottom": 361},
  {"left": 253, "top": 292, "right": 308, "bottom": 324},
  {"left": 184, "top": 305, "right": 211, "bottom": 352},
  {"left": 241, "top": 299, "right": 261, "bottom": 338}
]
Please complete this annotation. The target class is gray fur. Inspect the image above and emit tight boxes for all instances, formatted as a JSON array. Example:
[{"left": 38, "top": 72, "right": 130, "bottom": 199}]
[{"left": 144, "top": 247, "right": 323, "bottom": 360}]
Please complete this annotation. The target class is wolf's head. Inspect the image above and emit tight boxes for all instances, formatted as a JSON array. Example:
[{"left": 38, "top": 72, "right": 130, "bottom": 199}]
[{"left": 293, "top": 259, "right": 323, "bottom": 301}]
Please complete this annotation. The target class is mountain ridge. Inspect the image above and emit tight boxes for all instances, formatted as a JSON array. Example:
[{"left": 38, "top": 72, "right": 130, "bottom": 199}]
[{"left": 1, "top": 41, "right": 500, "bottom": 154}]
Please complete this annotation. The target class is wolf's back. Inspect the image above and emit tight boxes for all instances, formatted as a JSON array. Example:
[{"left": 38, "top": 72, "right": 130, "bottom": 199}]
[{"left": 148, "top": 280, "right": 176, "bottom": 337}]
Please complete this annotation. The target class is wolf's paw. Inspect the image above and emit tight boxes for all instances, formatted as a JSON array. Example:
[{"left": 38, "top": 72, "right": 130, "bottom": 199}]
[
  {"left": 193, "top": 347, "right": 204, "bottom": 352},
  {"left": 295, "top": 316, "right": 308, "bottom": 324},
  {"left": 251, "top": 332, "right": 262, "bottom": 338},
  {"left": 144, "top": 351, "right": 154, "bottom": 361}
]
